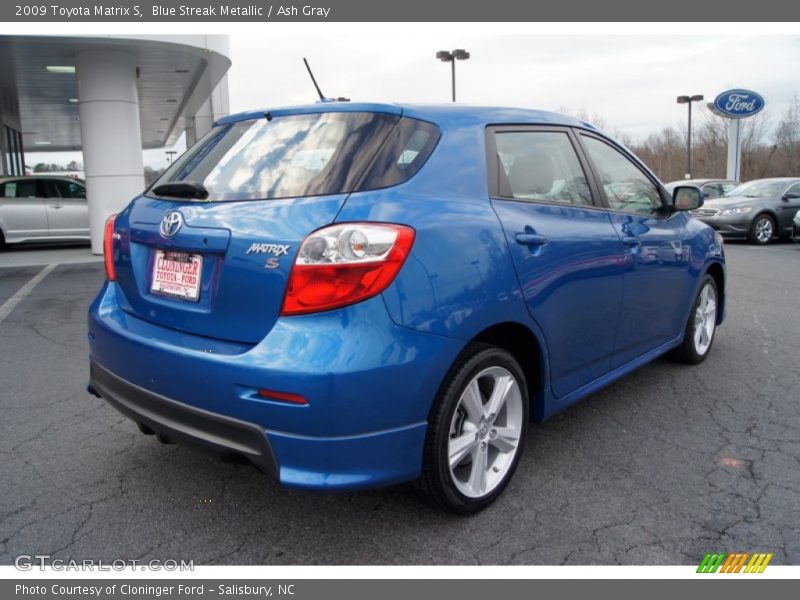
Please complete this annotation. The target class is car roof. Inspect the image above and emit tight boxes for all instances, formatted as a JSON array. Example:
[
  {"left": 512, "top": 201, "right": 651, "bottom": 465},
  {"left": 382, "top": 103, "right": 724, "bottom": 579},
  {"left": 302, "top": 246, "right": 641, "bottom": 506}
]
[
  {"left": 742, "top": 177, "right": 800, "bottom": 183},
  {"left": 217, "top": 101, "right": 597, "bottom": 130},
  {"left": 665, "top": 179, "right": 737, "bottom": 186}
]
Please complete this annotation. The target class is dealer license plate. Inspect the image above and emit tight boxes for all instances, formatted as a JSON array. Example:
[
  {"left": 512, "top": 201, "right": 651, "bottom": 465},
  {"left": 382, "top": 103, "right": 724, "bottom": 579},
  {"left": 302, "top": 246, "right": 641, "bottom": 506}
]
[{"left": 150, "top": 250, "right": 203, "bottom": 302}]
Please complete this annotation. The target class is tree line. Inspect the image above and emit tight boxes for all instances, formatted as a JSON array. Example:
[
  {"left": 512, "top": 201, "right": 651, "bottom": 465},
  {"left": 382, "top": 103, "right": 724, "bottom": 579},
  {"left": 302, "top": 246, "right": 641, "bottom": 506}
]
[
  {"left": 575, "top": 96, "right": 800, "bottom": 184},
  {"left": 32, "top": 160, "right": 82, "bottom": 172}
]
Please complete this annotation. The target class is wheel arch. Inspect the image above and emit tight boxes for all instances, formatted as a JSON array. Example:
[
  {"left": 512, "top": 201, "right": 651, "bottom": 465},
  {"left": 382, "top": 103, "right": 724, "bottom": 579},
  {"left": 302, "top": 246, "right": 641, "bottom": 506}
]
[
  {"left": 704, "top": 261, "right": 726, "bottom": 325},
  {"left": 467, "top": 321, "right": 546, "bottom": 422},
  {"left": 752, "top": 209, "right": 779, "bottom": 231}
]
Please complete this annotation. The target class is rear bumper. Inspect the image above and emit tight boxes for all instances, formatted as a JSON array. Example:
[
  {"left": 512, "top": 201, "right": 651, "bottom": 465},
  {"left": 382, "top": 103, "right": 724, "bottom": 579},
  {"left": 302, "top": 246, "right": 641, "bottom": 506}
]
[
  {"left": 88, "top": 282, "right": 462, "bottom": 491},
  {"left": 90, "top": 359, "right": 279, "bottom": 476}
]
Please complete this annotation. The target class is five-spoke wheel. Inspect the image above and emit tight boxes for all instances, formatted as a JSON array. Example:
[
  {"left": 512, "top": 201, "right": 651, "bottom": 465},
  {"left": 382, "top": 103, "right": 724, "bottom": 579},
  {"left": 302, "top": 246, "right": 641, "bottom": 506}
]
[
  {"left": 419, "top": 346, "right": 528, "bottom": 514},
  {"left": 670, "top": 274, "right": 719, "bottom": 364},
  {"left": 749, "top": 214, "right": 775, "bottom": 245},
  {"left": 448, "top": 365, "right": 524, "bottom": 499}
]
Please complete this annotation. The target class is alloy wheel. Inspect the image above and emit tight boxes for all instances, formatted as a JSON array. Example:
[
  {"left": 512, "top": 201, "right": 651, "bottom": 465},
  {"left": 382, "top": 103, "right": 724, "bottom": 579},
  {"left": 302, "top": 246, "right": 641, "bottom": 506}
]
[
  {"left": 693, "top": 282, "right": 717, "bottom": 356},
  {"left": 754, "top": 216, "right": 773, "bottom": 243},
  {"left": 448, "top": 366, "right": 524, "bottom": 498}
]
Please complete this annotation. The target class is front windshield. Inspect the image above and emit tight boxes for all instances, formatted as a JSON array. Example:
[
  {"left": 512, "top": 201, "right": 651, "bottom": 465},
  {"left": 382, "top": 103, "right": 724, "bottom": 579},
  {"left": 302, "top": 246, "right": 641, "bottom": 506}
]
[{"left": 726, "top": 180, "right": 786, "bottom": 198}]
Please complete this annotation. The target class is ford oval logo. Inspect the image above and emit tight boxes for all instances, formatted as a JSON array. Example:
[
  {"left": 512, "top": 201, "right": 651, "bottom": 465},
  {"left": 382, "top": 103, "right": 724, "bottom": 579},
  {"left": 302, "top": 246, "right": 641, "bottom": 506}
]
[
  {"left": 159, "top": 211, "right": 184, "bottom": 238},
  {"left": 713, "top": 89, "right": 765, "bottom": 119}
]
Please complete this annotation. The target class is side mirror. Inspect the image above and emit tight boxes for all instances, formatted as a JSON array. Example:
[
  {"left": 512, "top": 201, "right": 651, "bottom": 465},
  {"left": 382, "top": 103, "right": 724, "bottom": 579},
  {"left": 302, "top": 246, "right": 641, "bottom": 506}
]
[
  {"left": 673, "top": 185, "right": 703, "bottom": 211},
  {"left": 782, "top": 192, "right": 800, "bottom": 201}
]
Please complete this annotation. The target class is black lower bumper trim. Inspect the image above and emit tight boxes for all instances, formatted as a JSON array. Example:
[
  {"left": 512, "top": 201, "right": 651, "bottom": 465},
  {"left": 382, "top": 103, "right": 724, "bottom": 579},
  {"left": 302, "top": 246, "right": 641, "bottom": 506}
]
[{"left": 90, "top": 360, "right": 278, "bottom": 477}]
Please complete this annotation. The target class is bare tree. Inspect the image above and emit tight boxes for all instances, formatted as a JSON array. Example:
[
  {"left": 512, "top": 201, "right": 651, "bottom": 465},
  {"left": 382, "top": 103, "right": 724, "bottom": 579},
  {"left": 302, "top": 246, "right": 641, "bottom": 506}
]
[{"left": 560, "top": 101, "right": 800, "bottom": 182}]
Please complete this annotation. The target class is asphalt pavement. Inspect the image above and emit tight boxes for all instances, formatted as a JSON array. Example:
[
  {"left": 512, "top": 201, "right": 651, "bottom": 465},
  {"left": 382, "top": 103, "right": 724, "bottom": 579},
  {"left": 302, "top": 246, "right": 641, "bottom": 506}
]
[{"left": 0, "top": 241, "right": 798, "bottom": 565}]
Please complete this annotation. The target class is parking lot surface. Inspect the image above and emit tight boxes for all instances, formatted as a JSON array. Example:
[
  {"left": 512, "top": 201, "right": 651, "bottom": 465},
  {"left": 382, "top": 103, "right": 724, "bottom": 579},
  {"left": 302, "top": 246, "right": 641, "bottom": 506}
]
[{"left": 1, "top": 241, "right": 798, "bottom": 565}]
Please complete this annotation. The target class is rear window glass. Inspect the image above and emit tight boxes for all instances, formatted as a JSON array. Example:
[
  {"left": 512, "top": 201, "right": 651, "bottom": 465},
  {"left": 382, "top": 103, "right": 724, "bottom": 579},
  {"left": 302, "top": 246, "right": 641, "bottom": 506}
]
[{"left": 149, "top": 112, "right": 440, "bottom": 201}]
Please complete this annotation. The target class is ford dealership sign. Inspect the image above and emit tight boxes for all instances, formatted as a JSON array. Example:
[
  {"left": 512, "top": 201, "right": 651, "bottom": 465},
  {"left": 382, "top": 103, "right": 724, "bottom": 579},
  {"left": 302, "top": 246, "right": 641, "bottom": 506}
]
[{"left": 713, "top": 89, "right": 765, "bottom": 118}]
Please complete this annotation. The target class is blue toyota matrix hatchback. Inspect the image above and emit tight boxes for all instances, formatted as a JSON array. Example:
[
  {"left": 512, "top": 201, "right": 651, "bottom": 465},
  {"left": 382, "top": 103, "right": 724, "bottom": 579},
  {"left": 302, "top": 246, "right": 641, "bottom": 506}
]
[{"left": 88, "top": 102, "right": 725, "bottom": 513}]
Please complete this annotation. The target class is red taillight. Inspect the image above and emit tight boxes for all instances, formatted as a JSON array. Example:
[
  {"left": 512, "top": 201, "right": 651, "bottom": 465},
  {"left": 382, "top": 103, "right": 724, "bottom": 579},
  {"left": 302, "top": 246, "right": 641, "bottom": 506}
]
[
  {"left": 281, "top": 223, "right": 415, "bottom": 316},
  {"left": 103, "top": 214, "right": 117, "bottom": 281}
]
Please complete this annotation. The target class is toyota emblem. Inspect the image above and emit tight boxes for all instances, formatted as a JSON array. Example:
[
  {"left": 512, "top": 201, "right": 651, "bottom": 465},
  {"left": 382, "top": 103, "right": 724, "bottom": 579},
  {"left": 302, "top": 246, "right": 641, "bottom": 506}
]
[{"left": 159, "top": 211, "right": 184, "bottom": 238}]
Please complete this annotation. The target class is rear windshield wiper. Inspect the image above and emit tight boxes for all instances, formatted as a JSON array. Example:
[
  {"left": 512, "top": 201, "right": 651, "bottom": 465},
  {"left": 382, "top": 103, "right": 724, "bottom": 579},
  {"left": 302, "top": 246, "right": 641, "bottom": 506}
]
[{"left": 151, "top": 180, "right": 209, "bottom": 200}]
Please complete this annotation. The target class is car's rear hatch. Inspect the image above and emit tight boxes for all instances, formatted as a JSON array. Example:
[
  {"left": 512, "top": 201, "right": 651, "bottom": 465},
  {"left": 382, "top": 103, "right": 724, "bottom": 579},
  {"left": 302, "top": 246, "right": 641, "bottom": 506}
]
[
  {"left": 111, "top": 107, "right": 405, "bottom": 344},
  {"left": 114, "top": 195, "right": 349, "bottom": 344}
]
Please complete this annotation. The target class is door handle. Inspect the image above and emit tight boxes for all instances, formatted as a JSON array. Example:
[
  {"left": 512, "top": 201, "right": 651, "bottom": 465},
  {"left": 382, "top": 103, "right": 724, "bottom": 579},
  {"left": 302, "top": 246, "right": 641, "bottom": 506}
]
[
  {"left": 621, "top": 236, "right": 641, "bottom": 247},
  {"left": 49, "top": 204, "right": 63, "bottom": 209},
  {"left": 515, "top": 233, "right": 548, "bottom": 246}
]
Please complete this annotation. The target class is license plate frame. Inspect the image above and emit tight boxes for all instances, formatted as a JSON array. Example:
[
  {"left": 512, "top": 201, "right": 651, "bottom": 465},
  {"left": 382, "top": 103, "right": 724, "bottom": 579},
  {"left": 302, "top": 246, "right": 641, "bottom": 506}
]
[{"left": 150, "top": 250, "right": 203, "bottom": 302}]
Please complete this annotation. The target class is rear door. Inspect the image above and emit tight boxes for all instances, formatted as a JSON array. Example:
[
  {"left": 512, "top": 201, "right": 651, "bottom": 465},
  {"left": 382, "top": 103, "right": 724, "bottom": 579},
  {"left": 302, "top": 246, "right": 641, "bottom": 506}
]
[
  {"left": 42, "top": 178, "right": 89, "bottom": 238},
  {"left": 577, "top": 133, "right": 695, "bottom": 367},
  {"left": 486, "top": 126, "right": 626, "bottom": 398},
  {"left": 0, "top": 179, "right": 48, "bottom": 240}
]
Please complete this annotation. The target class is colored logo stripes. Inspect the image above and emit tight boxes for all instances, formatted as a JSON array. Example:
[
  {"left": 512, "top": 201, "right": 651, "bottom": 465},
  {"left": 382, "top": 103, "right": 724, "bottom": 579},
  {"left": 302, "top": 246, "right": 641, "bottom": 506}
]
[{"left": 697, "top": 552, "right": 773, "bottom": 573}]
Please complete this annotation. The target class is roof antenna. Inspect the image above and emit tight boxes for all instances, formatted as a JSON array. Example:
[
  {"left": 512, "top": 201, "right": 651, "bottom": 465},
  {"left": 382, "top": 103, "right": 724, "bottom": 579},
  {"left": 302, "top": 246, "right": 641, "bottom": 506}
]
[{"left": 303, "top": 57, "right": 326, "bottom": 101}]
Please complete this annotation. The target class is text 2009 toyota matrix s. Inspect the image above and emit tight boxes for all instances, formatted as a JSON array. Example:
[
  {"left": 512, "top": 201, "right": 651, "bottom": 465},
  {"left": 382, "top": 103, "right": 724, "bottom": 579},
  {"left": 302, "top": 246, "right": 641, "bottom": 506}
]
[{"left": 88, "top": 102, "right": 725, "bottom": 514}]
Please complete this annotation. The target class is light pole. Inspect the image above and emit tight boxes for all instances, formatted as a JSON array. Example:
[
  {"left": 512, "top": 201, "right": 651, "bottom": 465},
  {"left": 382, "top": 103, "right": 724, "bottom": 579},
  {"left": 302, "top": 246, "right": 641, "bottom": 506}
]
[
  {"left": 165, "top": 150, "right": 177, "bottom": 164},
  {"left": 677, "top": 94, "right": 704, "bottom": 178},
  {"left": 436, "top": 49, "right": 470, "bottom": 102}
]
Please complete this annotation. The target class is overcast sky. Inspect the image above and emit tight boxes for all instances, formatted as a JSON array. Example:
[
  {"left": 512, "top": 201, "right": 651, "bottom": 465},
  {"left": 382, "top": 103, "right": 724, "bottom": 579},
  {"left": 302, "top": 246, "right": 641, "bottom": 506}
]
[{"left": 27, "top": 33, "right": 800, "bottom": 169}]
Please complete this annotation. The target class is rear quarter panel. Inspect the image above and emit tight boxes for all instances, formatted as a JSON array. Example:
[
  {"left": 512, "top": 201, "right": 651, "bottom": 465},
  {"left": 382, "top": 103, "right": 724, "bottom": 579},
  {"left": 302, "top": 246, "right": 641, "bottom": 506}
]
[{"left": 336, "top": 117, "right": 553, "bottom": 398}]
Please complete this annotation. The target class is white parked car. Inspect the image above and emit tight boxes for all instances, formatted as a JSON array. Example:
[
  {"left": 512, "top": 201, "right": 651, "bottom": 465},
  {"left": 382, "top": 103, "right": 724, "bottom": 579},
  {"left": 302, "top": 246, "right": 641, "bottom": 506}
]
[{"left": 0, "top": 176, "right": 89, "bottom": 248}]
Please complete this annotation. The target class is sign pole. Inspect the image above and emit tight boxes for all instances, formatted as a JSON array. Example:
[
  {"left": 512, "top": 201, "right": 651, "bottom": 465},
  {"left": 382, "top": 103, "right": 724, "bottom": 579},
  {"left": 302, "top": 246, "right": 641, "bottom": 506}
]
[{"left": 726, "top": 119, "right": 742, "bottom": 182}]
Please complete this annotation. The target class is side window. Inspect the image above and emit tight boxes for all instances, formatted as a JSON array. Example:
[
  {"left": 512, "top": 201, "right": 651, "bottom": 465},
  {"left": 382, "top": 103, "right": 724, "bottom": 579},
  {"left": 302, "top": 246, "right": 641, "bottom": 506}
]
[
  {"left": 55, "top": 180, "right": 86, "bottom": 199},
  {"left": 10, "top": 180, "right": 39, "bottom": 199},
  {"left": 581, "top": 136, "right": 663, "bottom": 216},
  {"left": 701, "top": 183, "right": 723, "bottom": 198},
  {"left": 493, "top": 131, "right": 593, "bottom": 206},
  {"left": 785, "top": 182, "right": 800, "bottom": 196},
  {"left": 39, "top": 179, "right": 62, "bottom": 198},
  {"left": 357, "top": 117, "right": 440, "bottom": 191}
]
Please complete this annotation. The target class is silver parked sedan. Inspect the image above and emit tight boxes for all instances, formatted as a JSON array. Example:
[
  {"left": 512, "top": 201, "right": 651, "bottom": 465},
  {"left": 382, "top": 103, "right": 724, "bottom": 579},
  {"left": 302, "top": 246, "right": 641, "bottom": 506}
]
[
  {"left": 0, "top": 176, "right": 89, "bottom": 248},
  {"left": 689, "top": 178, "right": 800, "bottom": 244}
]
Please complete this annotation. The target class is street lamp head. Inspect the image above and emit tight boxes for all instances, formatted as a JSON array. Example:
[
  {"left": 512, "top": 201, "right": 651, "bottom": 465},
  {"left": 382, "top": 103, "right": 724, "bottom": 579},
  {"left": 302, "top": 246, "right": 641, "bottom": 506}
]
[
  {"left": 677, "top": 95, "right": 690, "bottom": 104},
  {"left": 690, "top": 94, "right": 704, "bottom": 102},
  {"left": 437, "top": 48, "right": 470, "bottom": 103}
]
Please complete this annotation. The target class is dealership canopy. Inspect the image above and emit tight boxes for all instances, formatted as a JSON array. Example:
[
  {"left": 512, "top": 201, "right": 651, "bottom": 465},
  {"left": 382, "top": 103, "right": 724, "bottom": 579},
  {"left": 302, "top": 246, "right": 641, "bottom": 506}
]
[{"left": 0, "top": 34, "right": 231, "bottom": 252}]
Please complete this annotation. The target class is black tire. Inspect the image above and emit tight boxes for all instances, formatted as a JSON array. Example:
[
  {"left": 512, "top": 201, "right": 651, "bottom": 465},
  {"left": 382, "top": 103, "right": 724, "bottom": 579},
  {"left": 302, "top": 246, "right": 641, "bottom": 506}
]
[
  {"left": 669, "top": 275, "right": 718, "bottom": 365},
  {"left": 748, "top": 213, "right": 775, "bottom": 245},
  {"left": 0, "top": 229, "right": 6, "bottom": 250},
  {"left": 417, "top": 344, "right": 529, "bottom": 515}
]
